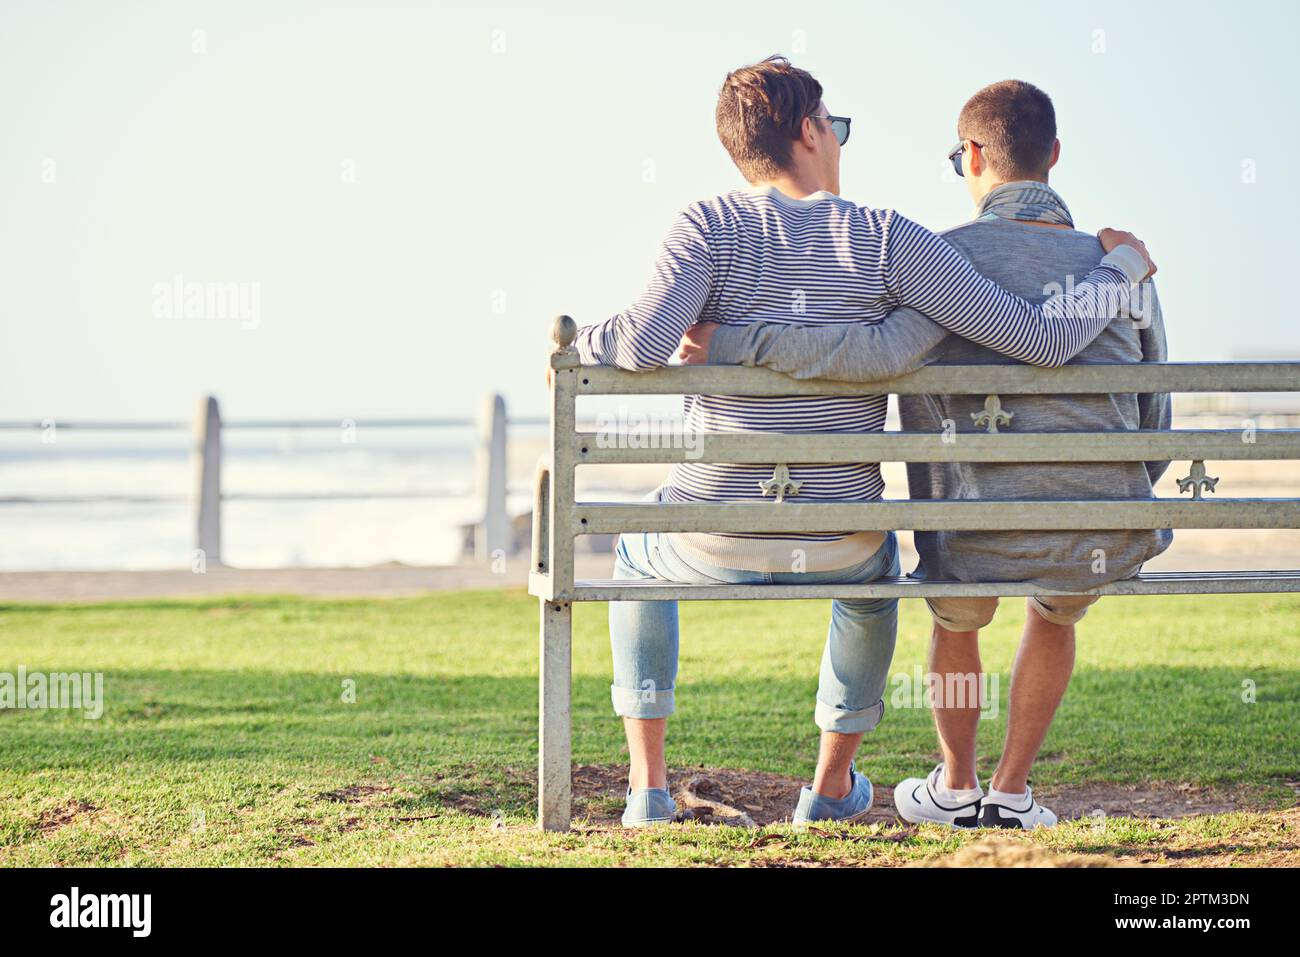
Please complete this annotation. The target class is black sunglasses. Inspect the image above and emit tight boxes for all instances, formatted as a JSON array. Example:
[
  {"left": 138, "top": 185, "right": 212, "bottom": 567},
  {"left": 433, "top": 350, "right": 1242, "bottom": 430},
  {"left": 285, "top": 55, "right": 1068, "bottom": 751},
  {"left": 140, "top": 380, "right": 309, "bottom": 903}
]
[
  {"left": 947, "top": 139, "right": 983, "bottom": 178},
  {"left": 813, "top": 112, "right": 851, "bottom": 146}
]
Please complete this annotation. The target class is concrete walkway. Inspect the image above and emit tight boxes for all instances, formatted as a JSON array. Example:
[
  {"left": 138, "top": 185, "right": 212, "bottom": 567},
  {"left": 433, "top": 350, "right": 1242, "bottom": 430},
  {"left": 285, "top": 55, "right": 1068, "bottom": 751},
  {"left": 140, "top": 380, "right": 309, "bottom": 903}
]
[
  {"left": 3, "top": 532, "right": 1298, "bottom": 603},
  {"left": 0, "top": 556, "right": 617, "bottom": 602}
]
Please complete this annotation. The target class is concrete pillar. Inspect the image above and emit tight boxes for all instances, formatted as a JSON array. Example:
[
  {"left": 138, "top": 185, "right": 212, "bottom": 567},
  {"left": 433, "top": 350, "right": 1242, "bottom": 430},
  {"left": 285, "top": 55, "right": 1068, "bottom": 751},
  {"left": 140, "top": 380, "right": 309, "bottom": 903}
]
[
  {"left": 475, "top": 393, "right": 509, "bottom": 561},
  {"left": 191, "top": 395, "right": 222, "bottom": 566}
]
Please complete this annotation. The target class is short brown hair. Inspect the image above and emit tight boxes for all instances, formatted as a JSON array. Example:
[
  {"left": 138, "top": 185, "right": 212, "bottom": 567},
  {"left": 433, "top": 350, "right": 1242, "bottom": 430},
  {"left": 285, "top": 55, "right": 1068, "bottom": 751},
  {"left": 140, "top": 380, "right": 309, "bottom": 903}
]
[
  {"left": 716, "top": 55, "right": 823, "bottom": 181},
  {"left": 957, "top": 80, "right": 1057, "bottom": 181}
]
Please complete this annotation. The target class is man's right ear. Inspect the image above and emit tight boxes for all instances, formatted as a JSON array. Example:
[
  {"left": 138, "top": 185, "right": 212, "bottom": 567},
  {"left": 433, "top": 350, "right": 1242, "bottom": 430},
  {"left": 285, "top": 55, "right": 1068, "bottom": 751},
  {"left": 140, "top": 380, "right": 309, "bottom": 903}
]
[{"left": 799, "top": 114, "right": 819, "bottom": 151}]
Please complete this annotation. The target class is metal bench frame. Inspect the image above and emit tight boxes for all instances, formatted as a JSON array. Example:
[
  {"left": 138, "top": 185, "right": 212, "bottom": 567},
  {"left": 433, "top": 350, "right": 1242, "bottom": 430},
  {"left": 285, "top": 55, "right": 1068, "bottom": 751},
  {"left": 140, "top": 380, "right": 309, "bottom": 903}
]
[{"left": 528, "top": 315, "right": 1300, "bottom": 831}]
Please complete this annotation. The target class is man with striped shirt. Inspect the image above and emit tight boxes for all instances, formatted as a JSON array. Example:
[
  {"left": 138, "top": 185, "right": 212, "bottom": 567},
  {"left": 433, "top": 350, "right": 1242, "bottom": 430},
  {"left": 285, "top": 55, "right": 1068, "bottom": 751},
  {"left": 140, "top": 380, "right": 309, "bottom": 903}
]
[{"left": 574, "top": 56, "right": 1154, "bottom": 827}]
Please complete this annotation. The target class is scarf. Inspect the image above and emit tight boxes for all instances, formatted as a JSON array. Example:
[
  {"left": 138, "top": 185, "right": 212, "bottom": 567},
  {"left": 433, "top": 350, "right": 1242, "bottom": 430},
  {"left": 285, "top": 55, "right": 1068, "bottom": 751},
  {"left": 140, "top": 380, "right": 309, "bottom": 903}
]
[{"left": 975, "top": 180, "right": 1074, "bottom": 227}]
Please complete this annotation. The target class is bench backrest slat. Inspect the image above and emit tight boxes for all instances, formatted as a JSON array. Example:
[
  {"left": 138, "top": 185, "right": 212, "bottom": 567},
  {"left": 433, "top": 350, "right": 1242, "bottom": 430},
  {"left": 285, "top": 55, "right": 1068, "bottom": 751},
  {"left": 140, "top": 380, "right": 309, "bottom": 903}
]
[
  {"left": 569, "top": 361, "right": 1300, "bottom": 398},
  {"left": 573, "top": 499, "right": 1300, "bottom": 536},
  {"left": 529, "top": 328, "right": 1300, "bottom": 604},
  {"left": 575, "top": 429, "right": 1300, "bottom": 465}
]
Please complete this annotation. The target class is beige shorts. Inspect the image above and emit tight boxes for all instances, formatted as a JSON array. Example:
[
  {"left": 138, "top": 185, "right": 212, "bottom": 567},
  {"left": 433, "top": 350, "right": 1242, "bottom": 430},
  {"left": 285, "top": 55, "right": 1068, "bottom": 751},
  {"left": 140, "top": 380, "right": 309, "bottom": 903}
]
[{"left": 925, "top": 593, "right": 1099, "bottom": 631}]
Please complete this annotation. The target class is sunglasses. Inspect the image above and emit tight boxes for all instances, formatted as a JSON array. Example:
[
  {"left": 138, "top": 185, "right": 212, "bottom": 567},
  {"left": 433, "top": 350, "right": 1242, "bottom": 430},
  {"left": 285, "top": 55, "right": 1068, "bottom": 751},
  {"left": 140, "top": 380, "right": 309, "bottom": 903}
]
[
  {"left": 947, "top": 139, "right": 983, "bottom": 178},
  {"left": 813, "top": 112, "right": 852, "bottom": 146}
]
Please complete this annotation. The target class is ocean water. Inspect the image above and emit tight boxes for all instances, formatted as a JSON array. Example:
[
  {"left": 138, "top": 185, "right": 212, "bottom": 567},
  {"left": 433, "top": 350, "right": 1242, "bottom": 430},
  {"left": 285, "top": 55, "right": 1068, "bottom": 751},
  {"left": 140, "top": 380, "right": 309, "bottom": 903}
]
[{"left": 0, "top": 426, "right": 542, "bottom": 571}]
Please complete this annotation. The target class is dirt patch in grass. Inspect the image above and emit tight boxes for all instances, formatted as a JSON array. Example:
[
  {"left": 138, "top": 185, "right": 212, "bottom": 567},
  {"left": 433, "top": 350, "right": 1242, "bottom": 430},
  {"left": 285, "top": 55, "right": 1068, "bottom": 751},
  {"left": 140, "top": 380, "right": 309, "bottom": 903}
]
[
  {"left": 317, "top": 784, "right": 394, "bottom": 805},
  {"left": 573, "top": 764, "right": 895, "bottom": 827},
  {"left": 571, "top": 764, "right": 1290, "bottom": 828},
  {"left": 318, "top": 770, "right": 519, "bottom": 820},
  {"left": 1037, "top": 781, "right": 1282, "bottom": 821},
  {"left": 566, "top": 765, "right": 1300, "bottom": 867},
  {"left": 37, "top": 800, "right": 99, "bottom": 834},
  {"left": 415, "top": 764, "right": 536, "bottom": 819}
]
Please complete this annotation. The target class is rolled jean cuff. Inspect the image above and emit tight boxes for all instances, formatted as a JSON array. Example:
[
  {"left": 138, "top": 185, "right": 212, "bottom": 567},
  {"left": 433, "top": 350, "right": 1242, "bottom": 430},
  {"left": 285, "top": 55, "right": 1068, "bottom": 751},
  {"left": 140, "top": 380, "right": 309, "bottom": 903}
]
[
  {"left": 611, "top": 683, "right": 675, "bottom": 720},
  {"left": 815, "top": 696, "right": 885, "bottom": 734}
]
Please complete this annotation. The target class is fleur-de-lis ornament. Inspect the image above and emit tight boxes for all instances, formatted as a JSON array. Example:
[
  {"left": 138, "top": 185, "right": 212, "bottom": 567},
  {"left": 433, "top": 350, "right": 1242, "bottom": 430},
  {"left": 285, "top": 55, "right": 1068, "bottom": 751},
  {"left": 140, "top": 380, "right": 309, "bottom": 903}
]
[
  {"left": 1177, "top": 460, "right": 1219, "bottom": 500},
  {"left": 759, "top": 464, "right": 802, "bottom": 503},
  {"left": 972, "top": 394, "right": 1013, "bottom": 433}
]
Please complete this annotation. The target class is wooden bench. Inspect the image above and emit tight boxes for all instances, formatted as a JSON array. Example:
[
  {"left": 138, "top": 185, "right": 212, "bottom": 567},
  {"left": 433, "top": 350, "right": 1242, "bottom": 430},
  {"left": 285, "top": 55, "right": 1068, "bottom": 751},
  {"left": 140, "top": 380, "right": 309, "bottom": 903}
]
[{"left": 528, "top": 315, "right": 1300, "bottom": 831}]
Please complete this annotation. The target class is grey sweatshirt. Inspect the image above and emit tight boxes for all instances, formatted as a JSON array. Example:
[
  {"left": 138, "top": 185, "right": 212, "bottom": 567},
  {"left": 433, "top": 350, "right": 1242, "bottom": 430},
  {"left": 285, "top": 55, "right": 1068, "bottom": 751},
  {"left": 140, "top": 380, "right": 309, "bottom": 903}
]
[{"left": 708, "top": 215, "right": 1172, "bottom": 591}]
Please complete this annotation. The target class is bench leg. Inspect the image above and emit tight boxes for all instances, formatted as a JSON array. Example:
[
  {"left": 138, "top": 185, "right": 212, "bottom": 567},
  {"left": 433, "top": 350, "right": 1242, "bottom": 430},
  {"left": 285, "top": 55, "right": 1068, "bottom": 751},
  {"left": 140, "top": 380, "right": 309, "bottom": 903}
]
[{"left": 538, "top": 599, "right": 572, "bottom": 831}]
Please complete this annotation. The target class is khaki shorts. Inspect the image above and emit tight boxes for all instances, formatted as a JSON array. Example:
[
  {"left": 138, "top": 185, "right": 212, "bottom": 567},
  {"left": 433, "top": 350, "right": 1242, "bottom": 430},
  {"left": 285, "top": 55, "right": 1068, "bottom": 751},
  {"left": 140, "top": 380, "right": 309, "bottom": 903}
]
[{"left": 925, "top": 593, "right": 1099, "bottom": 631}]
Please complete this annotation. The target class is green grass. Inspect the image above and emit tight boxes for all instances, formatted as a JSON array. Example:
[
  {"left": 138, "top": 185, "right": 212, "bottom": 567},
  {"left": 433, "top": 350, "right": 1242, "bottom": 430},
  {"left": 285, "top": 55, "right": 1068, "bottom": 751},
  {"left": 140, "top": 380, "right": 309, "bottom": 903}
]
[{"left": 0, "top": 590, "right": 1296, "bottom": 866}]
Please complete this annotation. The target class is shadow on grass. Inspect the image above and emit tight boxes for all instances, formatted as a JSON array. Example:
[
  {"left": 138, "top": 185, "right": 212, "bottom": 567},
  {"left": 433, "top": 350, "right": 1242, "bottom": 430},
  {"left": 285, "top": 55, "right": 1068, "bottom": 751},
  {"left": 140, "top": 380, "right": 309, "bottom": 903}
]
[{"left": 2, "top": 664, "right": 1296, "bottom": 794}]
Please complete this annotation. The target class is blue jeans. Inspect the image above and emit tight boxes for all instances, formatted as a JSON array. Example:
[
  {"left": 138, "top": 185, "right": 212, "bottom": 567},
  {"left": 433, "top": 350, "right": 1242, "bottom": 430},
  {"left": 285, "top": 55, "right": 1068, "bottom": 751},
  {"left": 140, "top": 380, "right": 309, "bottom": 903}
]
[{"left": 609, "top": 531, "right": 900, "bottom": 734}]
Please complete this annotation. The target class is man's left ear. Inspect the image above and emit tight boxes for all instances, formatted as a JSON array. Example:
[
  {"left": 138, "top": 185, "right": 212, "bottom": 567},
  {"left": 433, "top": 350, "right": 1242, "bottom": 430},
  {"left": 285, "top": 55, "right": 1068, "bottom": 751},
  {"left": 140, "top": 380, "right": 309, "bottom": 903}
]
[{"left": 1048, "top": 138, "right": 1061, "bottom": 170}]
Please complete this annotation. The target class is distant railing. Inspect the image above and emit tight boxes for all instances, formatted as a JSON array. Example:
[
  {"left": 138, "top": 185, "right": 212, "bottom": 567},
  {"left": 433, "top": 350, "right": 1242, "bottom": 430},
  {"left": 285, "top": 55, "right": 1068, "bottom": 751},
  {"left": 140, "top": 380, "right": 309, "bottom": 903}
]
[{"left": 0, "top": 395, "right": 546, "bottom": 565}]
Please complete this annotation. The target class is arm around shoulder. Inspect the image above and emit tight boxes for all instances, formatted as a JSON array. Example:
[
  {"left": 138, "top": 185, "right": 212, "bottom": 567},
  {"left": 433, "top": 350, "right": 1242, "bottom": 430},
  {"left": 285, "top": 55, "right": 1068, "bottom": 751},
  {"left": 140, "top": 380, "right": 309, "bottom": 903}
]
[{"left": 707, "top": 308, "right": 947, "bottom": 382}]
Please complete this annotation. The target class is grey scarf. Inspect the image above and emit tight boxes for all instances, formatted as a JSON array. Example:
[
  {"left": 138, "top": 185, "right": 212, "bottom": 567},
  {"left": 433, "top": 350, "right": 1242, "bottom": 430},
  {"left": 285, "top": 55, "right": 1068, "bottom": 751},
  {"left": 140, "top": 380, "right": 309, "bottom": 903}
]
[{"left": 976, "top": 180, "right": 1074, "bottom": 227}]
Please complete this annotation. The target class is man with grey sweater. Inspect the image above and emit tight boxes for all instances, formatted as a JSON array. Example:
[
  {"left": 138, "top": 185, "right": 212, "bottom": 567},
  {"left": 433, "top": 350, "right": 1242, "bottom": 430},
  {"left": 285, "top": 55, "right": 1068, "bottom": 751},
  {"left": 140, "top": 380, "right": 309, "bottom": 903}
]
[{"left": 679, "top": 80, "right": 1170, "bottom": 828}]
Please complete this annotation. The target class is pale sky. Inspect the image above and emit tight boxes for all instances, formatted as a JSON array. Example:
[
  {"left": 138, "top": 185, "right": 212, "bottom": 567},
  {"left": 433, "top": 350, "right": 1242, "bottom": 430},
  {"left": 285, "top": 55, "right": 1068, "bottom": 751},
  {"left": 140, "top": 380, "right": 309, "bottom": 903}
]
[{"left": 3, "top": 0, "right": 1297, "bottom": 423}]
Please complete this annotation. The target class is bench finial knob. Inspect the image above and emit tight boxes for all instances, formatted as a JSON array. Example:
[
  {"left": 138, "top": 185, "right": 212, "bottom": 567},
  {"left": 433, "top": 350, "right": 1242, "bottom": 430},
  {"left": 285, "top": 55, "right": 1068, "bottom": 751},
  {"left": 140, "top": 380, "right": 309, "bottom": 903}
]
[{"left": 551, "top": 315, "right": 577, "bottom": 352}]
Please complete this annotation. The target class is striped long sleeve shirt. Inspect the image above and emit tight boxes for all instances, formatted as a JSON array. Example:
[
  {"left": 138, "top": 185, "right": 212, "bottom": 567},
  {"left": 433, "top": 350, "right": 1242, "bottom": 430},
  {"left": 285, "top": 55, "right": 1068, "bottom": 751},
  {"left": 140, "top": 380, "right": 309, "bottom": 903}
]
[{"left": 574, "top": 185, "right": 1144, "bottom": 557}]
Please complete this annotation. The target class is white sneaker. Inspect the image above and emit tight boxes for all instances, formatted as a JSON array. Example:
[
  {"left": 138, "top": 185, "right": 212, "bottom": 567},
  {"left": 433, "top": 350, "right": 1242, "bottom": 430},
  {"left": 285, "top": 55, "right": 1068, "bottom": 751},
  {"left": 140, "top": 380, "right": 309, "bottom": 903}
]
[
  {"left": 893, "top": 763, "right": 982, "bottom": 829},
  {"left": 979, "top": 785, "right": 1058, "bottom": 829}
]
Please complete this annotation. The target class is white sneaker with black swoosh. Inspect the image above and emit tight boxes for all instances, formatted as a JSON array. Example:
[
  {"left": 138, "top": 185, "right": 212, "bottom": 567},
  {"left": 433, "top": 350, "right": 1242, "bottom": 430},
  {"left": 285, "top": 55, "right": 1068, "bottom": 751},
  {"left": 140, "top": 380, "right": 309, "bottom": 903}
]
[
  {"left": 979, "top": 784, "right": 1058, "bottom": 829},
  {"left": 892, "top": 763, "right": 982, "bottom": 829}
]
